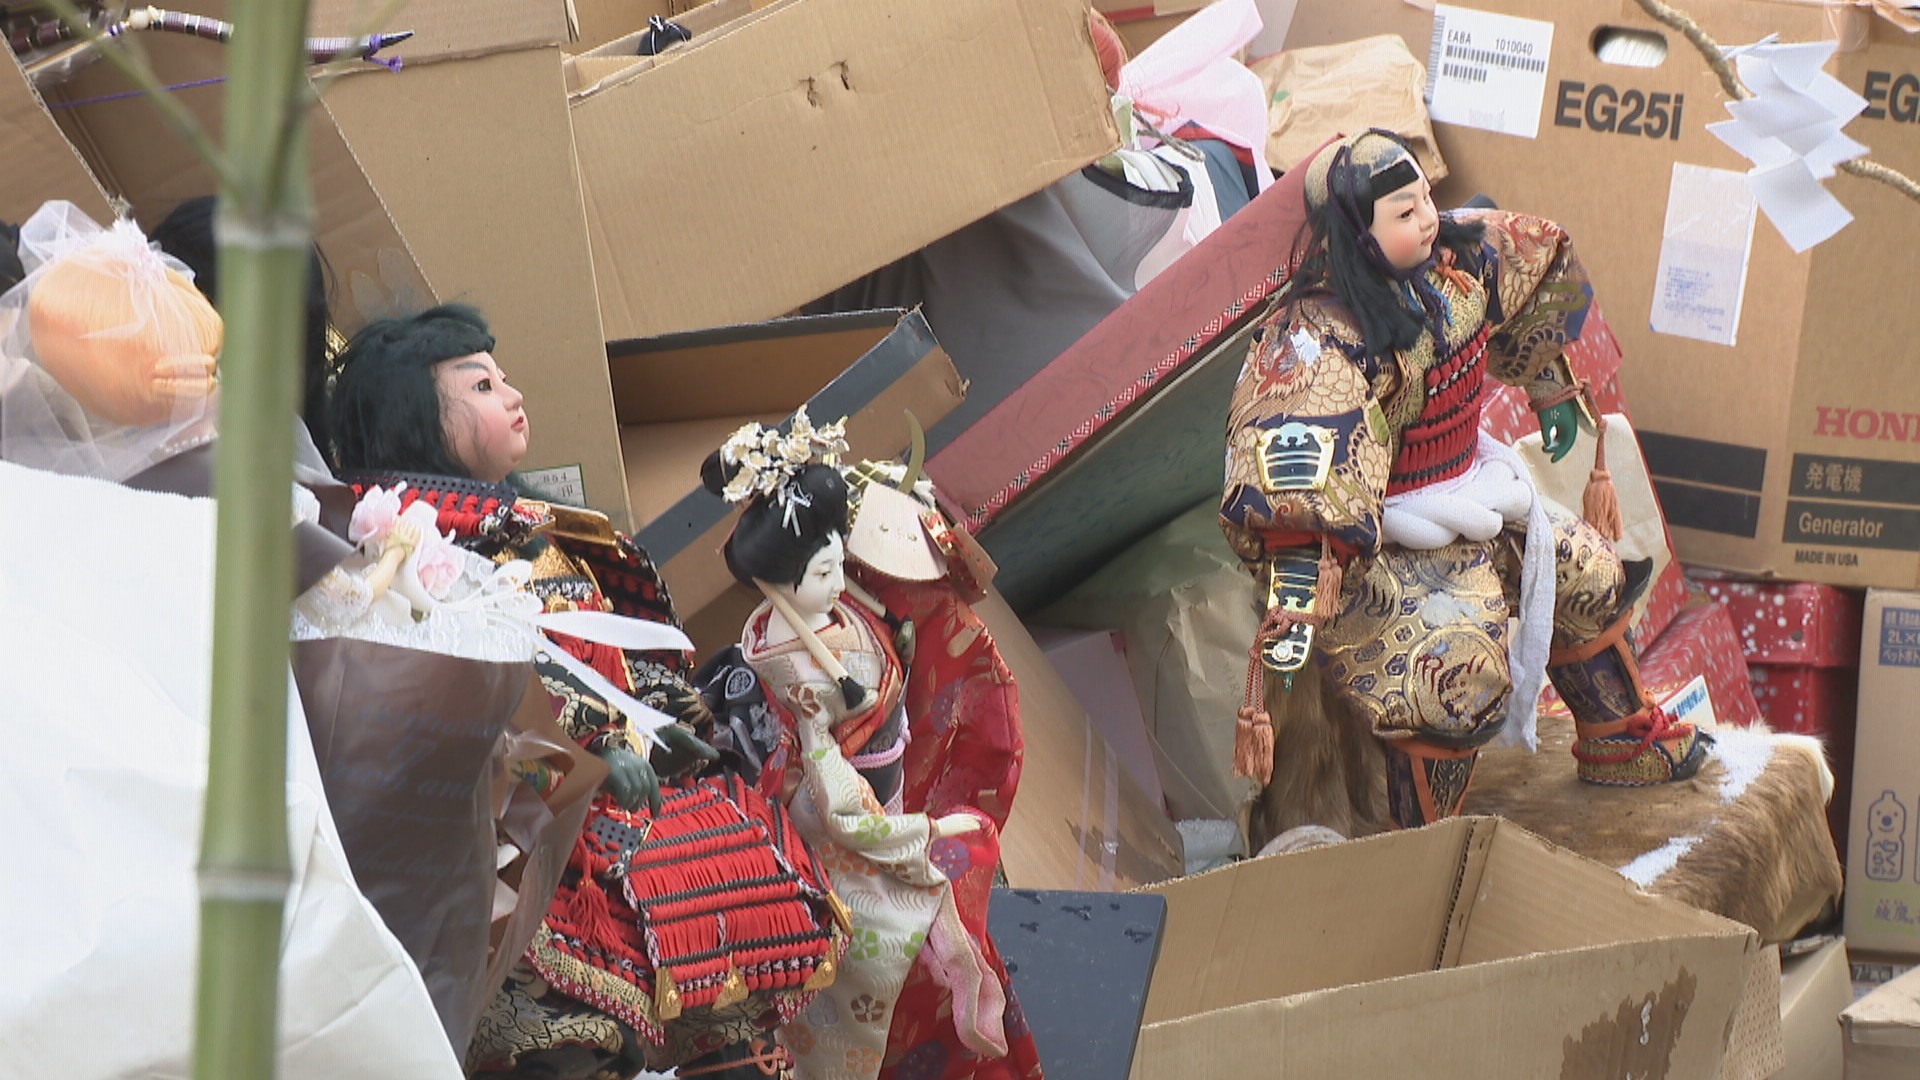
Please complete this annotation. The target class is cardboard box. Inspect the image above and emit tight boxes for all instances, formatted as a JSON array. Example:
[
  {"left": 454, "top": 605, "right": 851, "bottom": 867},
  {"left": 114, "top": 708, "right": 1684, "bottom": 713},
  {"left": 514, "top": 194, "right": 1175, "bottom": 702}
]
[
  {"left": 1779, "top": 937, "right": 1852, "bottom": 1080},
  {"left": 566, "top": 0, "right": 1120, "bottom": 341},
  {"left": 975, "top": 590, "right": 1185, "bottom": 891},
  {"left": 1132, "top": 817, "right": 1762, "bottom": 1079},
  {"left": 608, "top": 309, "right": 965, "bottom": 650},
  {"left": 1841, "top": 961, "right": 1920, "bottom": 1078},
  {"left": 41, "top": 3, "right": 643, "bottom": 525},
  {"left": 1845, "top": 589, "right": 1920, "bottom": 957},
  {"left": 1279, "top": 0, "right": 1920, "bottom": 589}
]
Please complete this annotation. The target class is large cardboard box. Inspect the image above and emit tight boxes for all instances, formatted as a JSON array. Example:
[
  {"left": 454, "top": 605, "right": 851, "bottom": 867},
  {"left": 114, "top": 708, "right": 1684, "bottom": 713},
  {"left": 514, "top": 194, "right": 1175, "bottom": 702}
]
[
  {"left": 1133, "top": 817, "right": 1763, "bottom": 1078},
  {"left": 566, "top": 0, "right": 1121, "bottom": 341},
  {"left": 1845, "top": 589, "right": 1920, "bottom": 957},
  {"left": 608, "top": 309, "right": 965, "bottom": 650},
  {"left": 1280, "top": 0, "right": 1920, "bottom": 589},
  {"left": 1841, "top": 961, "right": 1920, "bottom": 1078}
]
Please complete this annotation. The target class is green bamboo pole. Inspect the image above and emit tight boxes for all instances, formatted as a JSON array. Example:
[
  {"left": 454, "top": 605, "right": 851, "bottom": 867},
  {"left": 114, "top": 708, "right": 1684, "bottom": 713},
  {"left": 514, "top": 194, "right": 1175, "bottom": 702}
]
[{"left": 194, "top": 0, "right": 315, "bottom": 1075}]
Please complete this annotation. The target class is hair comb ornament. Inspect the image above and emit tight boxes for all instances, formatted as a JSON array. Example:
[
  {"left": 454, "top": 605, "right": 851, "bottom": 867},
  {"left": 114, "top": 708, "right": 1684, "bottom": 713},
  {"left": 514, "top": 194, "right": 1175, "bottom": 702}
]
[{"left": 716, "top": 406, "right": 850, "bottom": 525}]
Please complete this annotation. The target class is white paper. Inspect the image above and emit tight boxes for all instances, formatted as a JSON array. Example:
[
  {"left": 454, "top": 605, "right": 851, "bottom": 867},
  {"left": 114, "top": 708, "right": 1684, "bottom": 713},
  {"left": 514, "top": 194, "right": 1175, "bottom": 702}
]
[
  {"left": 1710, "top": 37, "right": 1867, "bottom": 253},
  {"left": 1749, "top": 158, "right": 1855, "bottom": 253},
  {"left": 1649, "top": 163, "right": 1758, "bottom": 347},
  {"left": 1425, "top": 4, "right": 1555, "bottom": 139}
]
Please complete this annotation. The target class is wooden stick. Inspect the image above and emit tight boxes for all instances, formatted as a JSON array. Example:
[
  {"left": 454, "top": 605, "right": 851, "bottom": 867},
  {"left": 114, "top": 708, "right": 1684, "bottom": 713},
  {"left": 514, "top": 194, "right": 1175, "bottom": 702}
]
[{"left": 756, "top": 579, "right": 853, "bottom": 682}]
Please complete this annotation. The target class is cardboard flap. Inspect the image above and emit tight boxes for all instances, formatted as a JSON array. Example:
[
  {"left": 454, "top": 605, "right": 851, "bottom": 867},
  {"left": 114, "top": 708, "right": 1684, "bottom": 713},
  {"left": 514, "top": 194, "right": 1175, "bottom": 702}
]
[
  {"left": 309, "top": 0, "right": 572, "bottom": 65},
  {"left": 563, "top": 0, "right": 756, "bottom": 94},
  {"left": 1141, "top": 819, "right": 1475, "bottom": 1022},
  {"left": 1844, "top": 964, "right": 1920, "bottom": 1047},
  {"left": 1454, "top": 819, "right": 1747, "bottom": 966},
  {"left": 0, "top": 54, "right": 112, "bottom": 225}
]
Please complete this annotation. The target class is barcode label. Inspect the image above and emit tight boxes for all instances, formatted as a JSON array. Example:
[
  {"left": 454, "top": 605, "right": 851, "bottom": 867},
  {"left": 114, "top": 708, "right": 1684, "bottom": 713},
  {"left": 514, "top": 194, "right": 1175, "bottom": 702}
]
[{"left": 1427, "top": 5, "right": 1555, "bottom": 139}]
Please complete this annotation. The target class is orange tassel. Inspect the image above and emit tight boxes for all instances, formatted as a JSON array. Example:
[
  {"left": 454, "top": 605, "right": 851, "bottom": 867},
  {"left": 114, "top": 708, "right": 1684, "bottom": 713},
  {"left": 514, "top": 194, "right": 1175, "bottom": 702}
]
[
  {"left": 1312, "top": 545, "right": 1344, "bottom": 622},
  {"left": 1233, "top": 705, "right": 1276, "bottom": 787},
  {"left": 1581, "top": 414, "right": 1625, "bottom": 542}
]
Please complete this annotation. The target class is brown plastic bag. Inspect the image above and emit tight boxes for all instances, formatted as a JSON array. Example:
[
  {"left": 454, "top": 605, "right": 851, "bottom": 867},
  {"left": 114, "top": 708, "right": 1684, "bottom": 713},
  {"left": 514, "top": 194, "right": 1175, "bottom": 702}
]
[{"left": 291, "top": 641, "right": 601, "bottom": 1060}]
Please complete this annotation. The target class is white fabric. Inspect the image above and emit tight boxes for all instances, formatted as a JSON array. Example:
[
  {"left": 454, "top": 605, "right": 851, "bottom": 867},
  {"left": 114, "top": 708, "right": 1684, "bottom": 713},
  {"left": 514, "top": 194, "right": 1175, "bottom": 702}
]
[
  {"left": 1137, "top": 143, "right": 1226, "bottom": 287},
  {"left": 1118, "top": 0, "right": 1274, "bottom": 193},
  {"left": 1381, "top": 431, "right": 1553, "bottom": 752},
  {"left": 0, "top": 460, "right": 462, "bottom": 1079}
]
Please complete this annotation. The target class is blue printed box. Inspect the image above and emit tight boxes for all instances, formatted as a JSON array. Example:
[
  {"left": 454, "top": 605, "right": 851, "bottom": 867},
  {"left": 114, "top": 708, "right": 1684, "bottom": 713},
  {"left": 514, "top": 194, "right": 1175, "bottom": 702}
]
[{"left": 1848, "top": 592, "right": 1920, "bottom": 957}]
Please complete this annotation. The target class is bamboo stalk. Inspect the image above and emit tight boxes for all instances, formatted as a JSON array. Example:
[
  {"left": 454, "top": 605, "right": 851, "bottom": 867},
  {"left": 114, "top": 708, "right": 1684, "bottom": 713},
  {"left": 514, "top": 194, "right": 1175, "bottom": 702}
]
[{"left": 193, "top": 0, "right": 314, "bottom": 1076}]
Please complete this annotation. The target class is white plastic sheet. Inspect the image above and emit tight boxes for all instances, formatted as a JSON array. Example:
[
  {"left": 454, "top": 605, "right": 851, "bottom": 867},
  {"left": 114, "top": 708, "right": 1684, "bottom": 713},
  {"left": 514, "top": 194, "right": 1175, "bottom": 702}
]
[{"left": 0, "top": 461, "right": 461, "bottom": 1080}]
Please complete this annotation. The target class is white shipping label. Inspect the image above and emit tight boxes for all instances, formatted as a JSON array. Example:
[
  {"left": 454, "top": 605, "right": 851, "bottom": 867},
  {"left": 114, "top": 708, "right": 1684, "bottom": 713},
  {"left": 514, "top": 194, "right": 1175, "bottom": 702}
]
[
  {"left": 1649, "top": 163, "right": 1757, "bottom": 347},
  {"left": 518, "top": 464, "right": 587, "bottom": 506},
  {"left": 1426, "top": 5, "right": 1555, "bottom": 139}
]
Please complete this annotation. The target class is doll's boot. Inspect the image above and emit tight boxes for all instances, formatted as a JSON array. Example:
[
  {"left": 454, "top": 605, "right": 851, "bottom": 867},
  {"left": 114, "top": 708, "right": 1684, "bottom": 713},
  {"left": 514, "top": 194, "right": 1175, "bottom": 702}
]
[
  {"left": 1384, "top": 737, "right": 1480, "bottom": 828},
  {"left": 1547, "top": 610, "right": 1712, "bottom": 786}
]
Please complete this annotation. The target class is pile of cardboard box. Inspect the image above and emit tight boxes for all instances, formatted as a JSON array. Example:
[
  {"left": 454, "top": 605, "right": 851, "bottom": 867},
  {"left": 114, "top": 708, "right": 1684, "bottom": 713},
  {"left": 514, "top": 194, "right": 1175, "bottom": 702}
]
[{"left": 12, "top": 0, "right": 1920, "bottom": 1073}]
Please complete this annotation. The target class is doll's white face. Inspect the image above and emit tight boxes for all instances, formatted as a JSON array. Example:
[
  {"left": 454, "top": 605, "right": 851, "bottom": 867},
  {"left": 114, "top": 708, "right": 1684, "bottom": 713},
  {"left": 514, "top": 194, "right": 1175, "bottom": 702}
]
[
  {"left": 778, "top": 532, "right": 846, "bottom": 621},
  {"left": 434, "top": 351, "right": 529, "bottom": 483},
  {"left": 1368, "top": 160, "right": 1439, "bottom": 272}
]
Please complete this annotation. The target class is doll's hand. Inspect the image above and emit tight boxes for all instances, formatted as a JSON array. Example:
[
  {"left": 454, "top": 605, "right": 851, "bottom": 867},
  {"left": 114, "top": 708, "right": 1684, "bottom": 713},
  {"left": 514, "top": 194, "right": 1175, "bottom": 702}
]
[
  {"left": 649, "top": 723, "right": 719, "bottom": 780},
  {"left": 597, "top": 745, "right": 661, "bottom": 814},
  {"left": 932, "top": 812, "right": 982, "bottom": 839},
  {"left": 1537, "top": 401, "right": 1581, "bottom": 463}
]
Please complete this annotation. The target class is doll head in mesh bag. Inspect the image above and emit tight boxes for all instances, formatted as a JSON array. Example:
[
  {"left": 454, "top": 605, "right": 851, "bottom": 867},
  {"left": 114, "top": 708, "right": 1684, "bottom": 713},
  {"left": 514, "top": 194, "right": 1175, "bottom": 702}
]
[{"left": 0, "top": 201, "right": 222, "bottom": 480}]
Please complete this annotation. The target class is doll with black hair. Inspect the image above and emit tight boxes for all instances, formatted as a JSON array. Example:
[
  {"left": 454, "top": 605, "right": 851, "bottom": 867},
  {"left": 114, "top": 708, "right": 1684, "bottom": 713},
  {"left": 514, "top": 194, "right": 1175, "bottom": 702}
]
[
  {"left": 1222, "top": 130, "right": 1711, "bottom": 830},
  {"left": 703, "top": 415, "right": 1039, "bottom": 1080},
  {"left": 324, "top": 302, "right": 749, "bottom": 1080}
]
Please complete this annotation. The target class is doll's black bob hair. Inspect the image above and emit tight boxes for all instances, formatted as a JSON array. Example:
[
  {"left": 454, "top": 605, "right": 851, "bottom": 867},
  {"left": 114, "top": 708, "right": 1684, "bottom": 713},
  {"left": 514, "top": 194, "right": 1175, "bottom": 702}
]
[{"left": 326, "top": 303, "right": 497, "bottom": 479}]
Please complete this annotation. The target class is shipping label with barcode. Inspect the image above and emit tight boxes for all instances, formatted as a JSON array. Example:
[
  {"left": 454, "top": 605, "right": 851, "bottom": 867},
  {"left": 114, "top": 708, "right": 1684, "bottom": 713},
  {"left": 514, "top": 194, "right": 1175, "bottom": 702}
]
[{"left": 1426, "top": 4, "right": 1554, "bottom": 138}]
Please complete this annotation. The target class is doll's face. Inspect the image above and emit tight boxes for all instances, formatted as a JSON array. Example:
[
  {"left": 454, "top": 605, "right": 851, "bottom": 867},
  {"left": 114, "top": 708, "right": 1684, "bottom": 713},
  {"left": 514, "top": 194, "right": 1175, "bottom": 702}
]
[
  {"left": 1368, "top": 160, "right": 1438, "bottom": 272},
  {"left": 778, "top": 531, "right": 846, "bottom": 620},
  {"left": 434, "top": 351, "right": 528, "bottom": 483}
]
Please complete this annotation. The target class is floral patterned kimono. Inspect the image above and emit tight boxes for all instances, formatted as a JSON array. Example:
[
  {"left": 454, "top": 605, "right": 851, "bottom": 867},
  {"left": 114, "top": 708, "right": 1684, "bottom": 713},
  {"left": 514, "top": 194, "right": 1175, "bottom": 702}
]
[{"left": 742, "top": 598, "right": 1014, "bottom": 1080}]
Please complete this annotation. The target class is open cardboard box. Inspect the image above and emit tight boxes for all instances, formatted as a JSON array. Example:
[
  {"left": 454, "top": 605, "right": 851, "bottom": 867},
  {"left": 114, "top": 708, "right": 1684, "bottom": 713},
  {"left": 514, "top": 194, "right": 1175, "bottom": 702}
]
[
  {"left": 1134, "top": 817, "right": 1763, "bottom": 1078},
  {"left": 565, "top": 0, "right": 1120, "bottom": 342},
  {"left": 610, "top": 309, "right": 964, "bottom": 650}
]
